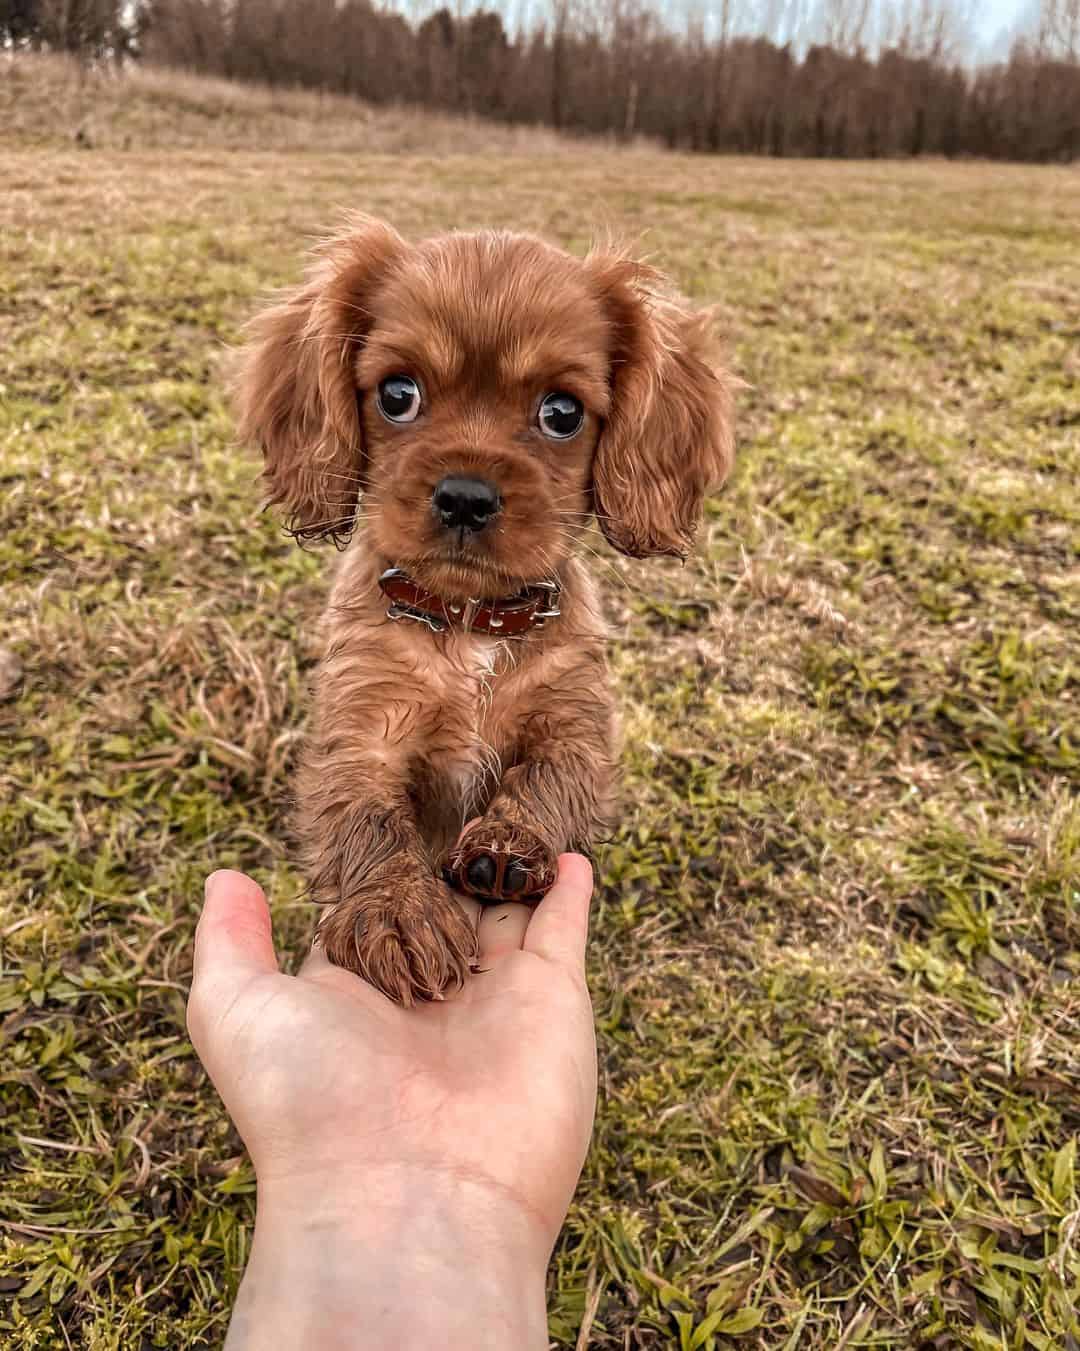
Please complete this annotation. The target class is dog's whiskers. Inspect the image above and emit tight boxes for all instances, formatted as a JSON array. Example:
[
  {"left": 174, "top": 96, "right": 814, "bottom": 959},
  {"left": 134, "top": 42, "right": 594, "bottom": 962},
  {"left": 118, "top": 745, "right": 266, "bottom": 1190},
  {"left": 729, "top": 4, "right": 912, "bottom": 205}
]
[
  {"left": 306, "top": 497, "right": 365, "bottom": 514},
  {"left": 556, "top": 529, "right": 637, "bottom": 596},
  {"left": 549, "top": 496, "right": 618, "bottom": 525},
  {"left": 553, "top": 510, "right": 619, "bottom": 526},
  {"left": 297, "top": 513, "right": 367, "bottom": 533},
  {"left": 317, "top": 471, "right": 366, "bottom": 485}
]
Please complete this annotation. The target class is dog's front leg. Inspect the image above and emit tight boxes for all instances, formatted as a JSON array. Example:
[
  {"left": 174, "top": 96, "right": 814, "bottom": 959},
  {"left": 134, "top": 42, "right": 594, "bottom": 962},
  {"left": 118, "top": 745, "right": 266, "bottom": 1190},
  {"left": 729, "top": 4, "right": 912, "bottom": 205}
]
[
  {"left": 447, "top": 665, "right": 616, "bottom": 902},
  {"left": 297, "top": 736, "right": 478, "bottom": 1004}
]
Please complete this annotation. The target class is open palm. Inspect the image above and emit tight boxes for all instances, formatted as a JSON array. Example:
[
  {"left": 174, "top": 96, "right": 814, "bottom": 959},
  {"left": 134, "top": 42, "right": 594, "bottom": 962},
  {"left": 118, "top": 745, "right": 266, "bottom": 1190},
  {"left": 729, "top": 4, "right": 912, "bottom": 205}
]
[{"left": 187, "top": 858, "right": 597, "bottom": 1262}]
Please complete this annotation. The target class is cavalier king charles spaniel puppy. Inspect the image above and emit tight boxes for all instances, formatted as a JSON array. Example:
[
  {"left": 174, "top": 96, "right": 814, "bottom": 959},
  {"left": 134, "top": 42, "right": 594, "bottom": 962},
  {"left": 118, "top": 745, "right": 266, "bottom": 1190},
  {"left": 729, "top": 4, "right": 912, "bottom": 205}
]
[{"left": 234, "top": 216, "right": 734, "bottom": 1005}]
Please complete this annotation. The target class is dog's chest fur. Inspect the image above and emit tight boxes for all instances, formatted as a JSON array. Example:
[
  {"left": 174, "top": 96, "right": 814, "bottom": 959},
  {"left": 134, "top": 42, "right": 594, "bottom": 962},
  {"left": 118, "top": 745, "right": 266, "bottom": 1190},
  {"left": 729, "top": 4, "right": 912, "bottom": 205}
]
[{"left": 411, "top": 631, "right": 517, "bottom": 842}]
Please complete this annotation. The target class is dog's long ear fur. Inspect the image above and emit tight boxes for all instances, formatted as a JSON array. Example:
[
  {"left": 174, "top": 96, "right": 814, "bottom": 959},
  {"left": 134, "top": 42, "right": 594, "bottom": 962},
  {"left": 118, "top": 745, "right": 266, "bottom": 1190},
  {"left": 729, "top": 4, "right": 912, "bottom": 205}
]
[
  {"left": 232, "top": 217, "right": 406, "bottom": 544},
  {"left": 587, "top": 252, "right": 735, "bottom": 559}
]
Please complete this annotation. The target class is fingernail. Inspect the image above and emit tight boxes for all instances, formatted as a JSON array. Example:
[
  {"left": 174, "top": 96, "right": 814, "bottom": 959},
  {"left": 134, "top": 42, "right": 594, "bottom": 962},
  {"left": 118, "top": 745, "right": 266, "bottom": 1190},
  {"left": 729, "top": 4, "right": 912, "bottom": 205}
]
[{"left": 204, "top": 869, "right": 229, "bottom": 900}]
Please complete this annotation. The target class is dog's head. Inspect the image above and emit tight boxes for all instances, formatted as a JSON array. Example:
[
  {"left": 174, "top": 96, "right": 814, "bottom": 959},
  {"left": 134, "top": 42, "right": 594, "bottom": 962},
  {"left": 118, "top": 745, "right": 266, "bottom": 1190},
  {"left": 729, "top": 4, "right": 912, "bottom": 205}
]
[{"left": 234, "top": 216, "right": 734, "bottom": 601}]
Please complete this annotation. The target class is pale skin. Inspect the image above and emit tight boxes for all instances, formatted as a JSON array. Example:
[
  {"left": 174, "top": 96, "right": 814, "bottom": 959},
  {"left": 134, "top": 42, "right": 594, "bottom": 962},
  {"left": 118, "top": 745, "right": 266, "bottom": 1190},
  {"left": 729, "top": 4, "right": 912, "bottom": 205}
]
[{"left": 186, "top": 857, "right": 597, "bottom": 1350}]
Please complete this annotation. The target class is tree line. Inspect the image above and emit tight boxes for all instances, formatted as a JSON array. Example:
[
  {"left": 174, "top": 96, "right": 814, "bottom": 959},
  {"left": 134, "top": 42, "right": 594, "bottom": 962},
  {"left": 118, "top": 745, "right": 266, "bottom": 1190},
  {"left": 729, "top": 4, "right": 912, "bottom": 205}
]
[{"left": 3, "top": 0, "right": 1079, "bottom": 161}]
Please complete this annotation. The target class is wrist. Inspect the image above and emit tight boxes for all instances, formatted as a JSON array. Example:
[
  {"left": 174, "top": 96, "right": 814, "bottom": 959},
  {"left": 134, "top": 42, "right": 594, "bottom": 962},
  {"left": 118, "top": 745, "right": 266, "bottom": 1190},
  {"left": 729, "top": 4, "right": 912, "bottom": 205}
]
[{"left": 227, "top": 1165, "right": 550, "bottom": 1350}]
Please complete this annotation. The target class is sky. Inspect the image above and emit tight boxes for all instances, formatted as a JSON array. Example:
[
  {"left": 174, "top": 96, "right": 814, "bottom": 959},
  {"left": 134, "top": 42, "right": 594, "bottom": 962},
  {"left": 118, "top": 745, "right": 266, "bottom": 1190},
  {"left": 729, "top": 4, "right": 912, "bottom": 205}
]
[
  {"left": 976, "top": 0, "right": 1026, "bottom": 43},
  {"left": 489, "top": 0, "right": 1039, "bottom": 60},
  {"left": 979, "top": 0, "right": 1022, "bottom": 26},
  {"left": 763, "top": 1, "right": 1036, "bottom": 59}
]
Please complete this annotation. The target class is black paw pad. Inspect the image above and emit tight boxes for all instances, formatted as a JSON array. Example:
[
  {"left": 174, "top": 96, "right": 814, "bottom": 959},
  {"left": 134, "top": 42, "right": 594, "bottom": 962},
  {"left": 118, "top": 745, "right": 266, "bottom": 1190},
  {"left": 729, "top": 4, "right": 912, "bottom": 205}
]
[
  {"left": 466, "top": 854, "right": 497, "bottom": 892},
  {"left": 503, "top": 861, "right": 529, "bottom": 896}
]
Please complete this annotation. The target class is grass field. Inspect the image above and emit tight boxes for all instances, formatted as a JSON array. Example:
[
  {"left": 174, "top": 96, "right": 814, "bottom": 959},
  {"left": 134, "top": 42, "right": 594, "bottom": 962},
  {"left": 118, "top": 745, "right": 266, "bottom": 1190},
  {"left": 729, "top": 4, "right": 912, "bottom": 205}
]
[{"left": 2, "top": 56, "right": 1079, "bottom": 1349}]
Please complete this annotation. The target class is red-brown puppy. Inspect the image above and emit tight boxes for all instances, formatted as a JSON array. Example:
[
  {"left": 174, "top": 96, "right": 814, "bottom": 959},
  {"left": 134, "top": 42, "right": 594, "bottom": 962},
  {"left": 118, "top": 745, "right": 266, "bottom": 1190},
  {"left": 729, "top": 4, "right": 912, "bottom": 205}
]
[{"left": 235, "top": 217, "right": 734, "bottom": 1004}]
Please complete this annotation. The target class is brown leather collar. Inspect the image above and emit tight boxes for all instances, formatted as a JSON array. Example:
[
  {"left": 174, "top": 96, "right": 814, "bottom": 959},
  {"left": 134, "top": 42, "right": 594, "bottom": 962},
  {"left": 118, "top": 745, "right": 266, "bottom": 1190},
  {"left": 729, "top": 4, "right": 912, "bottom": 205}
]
[{"left": 377, "top": 567, "right": 561, "bottom": 637}]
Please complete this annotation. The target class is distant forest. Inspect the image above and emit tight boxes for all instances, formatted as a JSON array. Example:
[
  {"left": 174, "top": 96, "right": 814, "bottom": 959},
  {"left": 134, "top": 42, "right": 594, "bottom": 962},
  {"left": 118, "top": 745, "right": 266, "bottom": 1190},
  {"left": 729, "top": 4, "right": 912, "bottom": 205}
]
[{"left": 3, "top": 0, "right": 1079, "bottom": 160}]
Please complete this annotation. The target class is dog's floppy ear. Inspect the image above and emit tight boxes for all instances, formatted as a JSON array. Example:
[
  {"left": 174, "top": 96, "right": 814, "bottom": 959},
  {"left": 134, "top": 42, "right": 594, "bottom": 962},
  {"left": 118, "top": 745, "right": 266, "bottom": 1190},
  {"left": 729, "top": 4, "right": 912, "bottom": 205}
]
[
  {"left": 587, "top": 251, "right": 735, "bottom": 559},
  {"left": 233, "top": 216, "right": 406, "bottom": 544}
]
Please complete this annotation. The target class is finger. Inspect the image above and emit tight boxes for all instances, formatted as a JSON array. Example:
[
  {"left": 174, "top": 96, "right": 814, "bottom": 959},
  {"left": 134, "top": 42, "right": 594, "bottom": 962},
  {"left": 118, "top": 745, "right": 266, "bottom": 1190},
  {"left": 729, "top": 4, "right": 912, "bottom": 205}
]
[
  {"left": 299, "top": 938, "right": 332, "bottom": 977},
  {"left": 192, "top": 870, "right": 279, "bottom": 994},
  {"left": 522, "top": 854, "right": 593, "bottom": 971},
  {"left": 451, "top": 890, "right": 483, "bottom": 929},
  {"left": 476, "top": 902, "right": 531, "bottom": 962}
]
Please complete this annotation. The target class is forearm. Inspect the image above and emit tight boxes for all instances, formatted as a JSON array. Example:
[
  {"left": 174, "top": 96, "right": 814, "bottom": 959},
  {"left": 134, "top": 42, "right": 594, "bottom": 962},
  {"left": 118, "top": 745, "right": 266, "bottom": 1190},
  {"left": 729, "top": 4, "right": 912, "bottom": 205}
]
[{"left": 227, "top": 1170, "right": 550, "bottom": 1351}]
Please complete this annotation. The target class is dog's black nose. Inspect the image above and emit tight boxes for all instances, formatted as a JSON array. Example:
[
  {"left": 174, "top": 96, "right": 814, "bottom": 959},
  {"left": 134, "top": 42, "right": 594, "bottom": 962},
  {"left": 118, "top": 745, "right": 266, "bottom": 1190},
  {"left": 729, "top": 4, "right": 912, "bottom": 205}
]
[{"left": 433, "top": 476, "right": 500, "bottom": 533}]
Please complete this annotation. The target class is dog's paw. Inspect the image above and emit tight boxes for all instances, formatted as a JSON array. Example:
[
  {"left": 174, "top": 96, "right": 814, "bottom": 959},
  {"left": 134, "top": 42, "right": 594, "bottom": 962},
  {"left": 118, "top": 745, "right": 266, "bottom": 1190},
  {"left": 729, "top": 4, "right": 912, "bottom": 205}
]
[
  {"left": 318, "top": 877, "right": 478, "bottom": 1005},
  {"left": 443, "top": 818, "right": 558, "bottom": 904}
]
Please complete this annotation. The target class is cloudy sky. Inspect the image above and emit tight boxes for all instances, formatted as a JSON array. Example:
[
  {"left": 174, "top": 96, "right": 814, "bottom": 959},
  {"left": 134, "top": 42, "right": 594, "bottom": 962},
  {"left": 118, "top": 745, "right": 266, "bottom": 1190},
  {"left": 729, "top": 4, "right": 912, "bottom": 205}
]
[
  {"left": 977, "top": 0, "right": 1025, "bottom": 41},
  {"left": 980, "top": 0, "right": 1022, "bottom": 26},
  {"left": 774, "top": 1, "right": 1037, "bottom": 57}
]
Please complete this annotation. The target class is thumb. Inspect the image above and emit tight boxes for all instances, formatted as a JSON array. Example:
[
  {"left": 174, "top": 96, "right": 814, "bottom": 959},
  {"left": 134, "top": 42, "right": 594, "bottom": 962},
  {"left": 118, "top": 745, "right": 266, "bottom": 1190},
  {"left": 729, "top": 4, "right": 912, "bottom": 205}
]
[
  {"left": 523, "top": 853, "right": 593, "bottom": 971},
  {"left": 188, "top": 871, "right": 279, "bottom": 1039}
]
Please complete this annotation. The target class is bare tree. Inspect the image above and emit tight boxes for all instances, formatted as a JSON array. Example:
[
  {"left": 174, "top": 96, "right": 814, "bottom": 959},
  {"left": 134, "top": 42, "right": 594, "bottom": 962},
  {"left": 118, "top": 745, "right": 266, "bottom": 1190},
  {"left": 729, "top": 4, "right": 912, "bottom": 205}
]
[
  {"left": 892, "top": 0, "right": 971, "bottom": 61},
  {"left": 1039, "top": 0, "right": 1080, "bottom": 59},
  {"left": 34, "top": 0, "right": 132, "bottom": 56},
  {"left": 819, "top": 0, "right": 873, "bottom": 54},
  {"left": 549, "top": 0, "right": 570, "bottom": 126}
]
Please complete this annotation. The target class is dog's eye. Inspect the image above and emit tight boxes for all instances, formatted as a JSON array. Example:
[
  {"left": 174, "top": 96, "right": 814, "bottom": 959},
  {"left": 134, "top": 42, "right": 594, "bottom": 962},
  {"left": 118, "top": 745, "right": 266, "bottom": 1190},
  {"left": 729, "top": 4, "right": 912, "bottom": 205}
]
[
  {"left": 377, "top": 375, "right": 422, "bottom": 423},
  {"left": 538, "top": 391, "right": 584, "bottom": 440}
]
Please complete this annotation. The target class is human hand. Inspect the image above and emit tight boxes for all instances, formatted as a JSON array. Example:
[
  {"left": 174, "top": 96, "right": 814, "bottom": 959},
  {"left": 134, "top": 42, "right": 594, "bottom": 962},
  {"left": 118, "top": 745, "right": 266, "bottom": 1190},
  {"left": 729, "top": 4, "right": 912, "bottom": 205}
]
[{"left": 186, "top": 857, "right": 597, "bottom": 1350}]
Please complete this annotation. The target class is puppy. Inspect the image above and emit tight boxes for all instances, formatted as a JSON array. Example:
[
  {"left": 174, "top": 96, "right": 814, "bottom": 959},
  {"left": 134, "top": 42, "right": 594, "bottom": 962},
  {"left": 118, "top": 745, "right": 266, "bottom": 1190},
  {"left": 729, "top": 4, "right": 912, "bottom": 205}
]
[{"left": 234, "top": 217, "right": 734, "bottom": 1004}]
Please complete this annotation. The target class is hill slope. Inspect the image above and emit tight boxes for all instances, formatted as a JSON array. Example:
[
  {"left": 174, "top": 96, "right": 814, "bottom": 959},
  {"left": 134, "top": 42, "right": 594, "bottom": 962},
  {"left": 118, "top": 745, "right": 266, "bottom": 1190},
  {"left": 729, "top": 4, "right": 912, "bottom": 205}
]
[{"left": 1, "top": 52, "right": 573, "bottom": 153}]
